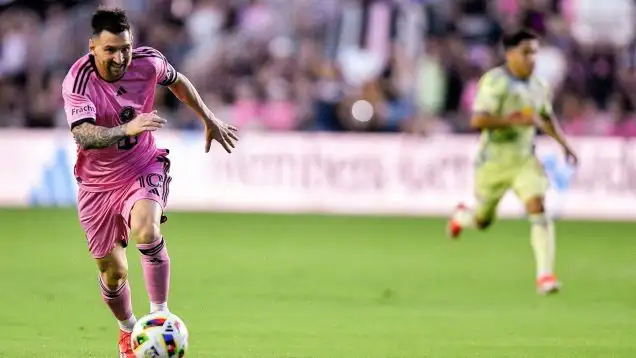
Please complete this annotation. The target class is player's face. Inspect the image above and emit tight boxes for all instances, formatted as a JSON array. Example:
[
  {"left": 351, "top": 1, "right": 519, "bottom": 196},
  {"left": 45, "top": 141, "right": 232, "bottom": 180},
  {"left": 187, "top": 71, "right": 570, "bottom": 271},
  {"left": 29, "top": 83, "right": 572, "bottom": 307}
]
[
  {"left": 510, "top": 39, "right": 539, "bottom": 78},
  {"left": 90, "top": 30, "right": 132, "bottom": 81}
]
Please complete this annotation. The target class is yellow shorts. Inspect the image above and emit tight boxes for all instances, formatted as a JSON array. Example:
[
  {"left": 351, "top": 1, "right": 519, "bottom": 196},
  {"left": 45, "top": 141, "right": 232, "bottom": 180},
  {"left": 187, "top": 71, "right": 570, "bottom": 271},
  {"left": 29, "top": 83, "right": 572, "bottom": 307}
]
[{"left": 474, "top": 156, "right": 549, "bottom": 221}]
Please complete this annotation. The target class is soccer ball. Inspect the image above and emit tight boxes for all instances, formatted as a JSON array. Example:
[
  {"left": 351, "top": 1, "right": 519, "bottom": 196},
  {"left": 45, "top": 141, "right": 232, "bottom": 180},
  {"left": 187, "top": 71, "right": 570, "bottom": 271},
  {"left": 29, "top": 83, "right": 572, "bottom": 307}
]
[{"left": 131, "top": 311, "right": 189, "bottom": 358}]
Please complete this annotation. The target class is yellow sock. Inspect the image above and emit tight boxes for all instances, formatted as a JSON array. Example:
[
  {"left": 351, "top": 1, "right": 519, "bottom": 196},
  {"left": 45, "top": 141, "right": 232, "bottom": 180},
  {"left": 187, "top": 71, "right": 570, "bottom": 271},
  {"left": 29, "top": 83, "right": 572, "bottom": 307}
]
[{"left": 529, "top": 214, "right": 555, "bottom": 279}]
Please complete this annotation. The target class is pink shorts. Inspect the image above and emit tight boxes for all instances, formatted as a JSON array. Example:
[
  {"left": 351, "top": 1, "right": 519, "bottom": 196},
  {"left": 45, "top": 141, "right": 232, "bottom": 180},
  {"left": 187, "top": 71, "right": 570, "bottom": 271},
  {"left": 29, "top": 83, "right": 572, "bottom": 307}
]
[{"left": 77, "top": 153, "right": 172, "bottom": 259}]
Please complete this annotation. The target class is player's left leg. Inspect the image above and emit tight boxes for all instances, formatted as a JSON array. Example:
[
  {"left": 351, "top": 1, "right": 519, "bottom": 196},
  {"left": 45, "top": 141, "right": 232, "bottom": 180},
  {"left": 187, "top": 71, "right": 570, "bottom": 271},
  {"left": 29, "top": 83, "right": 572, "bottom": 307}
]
[
  {"left": 122, "top": 153, "right": 172, "bottom": 313},
  {"left": 524, "top": 195, "right": 559, "bottom": 294},
  {"left": 129, "top": 199, "right": 171, "bottom": 313},
  {"left": 513, "top": 157, "right": 559, "bottom": 295}
]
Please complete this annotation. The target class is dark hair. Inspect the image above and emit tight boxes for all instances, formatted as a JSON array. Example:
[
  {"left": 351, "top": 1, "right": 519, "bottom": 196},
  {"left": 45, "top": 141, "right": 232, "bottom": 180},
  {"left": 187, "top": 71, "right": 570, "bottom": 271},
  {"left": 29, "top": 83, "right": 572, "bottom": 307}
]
[
  {"left": 502, "top": 29, "right": 539, "bottom": 50},
  {"left": 91, "top": 7, "right": 130, "bottom": 36}
]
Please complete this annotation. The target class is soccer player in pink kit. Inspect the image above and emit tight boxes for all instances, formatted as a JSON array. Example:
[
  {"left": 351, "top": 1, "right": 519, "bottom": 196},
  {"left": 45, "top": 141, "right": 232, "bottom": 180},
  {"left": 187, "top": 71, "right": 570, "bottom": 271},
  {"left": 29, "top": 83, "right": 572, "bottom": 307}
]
[{"left": 61, "top": 7, "right": 238, "bottom": 357}]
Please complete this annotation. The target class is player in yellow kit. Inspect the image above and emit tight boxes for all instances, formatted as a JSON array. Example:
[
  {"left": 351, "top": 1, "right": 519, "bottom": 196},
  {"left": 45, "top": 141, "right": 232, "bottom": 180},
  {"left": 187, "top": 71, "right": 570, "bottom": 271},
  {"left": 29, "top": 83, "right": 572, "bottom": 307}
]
[{"left": 446, "top": 29, "right": 578, "bottom": 295}]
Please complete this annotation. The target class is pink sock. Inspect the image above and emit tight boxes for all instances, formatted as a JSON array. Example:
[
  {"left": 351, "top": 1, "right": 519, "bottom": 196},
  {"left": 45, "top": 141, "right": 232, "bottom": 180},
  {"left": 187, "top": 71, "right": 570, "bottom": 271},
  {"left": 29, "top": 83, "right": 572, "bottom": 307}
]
[
  {"left": 99, "top": 275, "right": 133, "bottom": 322},
  {"left": 137, "top": 237, "right": 170, "bottom": 309}
]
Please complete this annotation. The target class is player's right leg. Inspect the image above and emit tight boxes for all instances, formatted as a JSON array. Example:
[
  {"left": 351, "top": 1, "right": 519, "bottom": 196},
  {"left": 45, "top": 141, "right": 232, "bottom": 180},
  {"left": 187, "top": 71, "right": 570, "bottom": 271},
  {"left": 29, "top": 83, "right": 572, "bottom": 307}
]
[
  {"left": 447, "top": 162, "right": 509, "bottom": 239},
  {"left": 95, "top": 244, "right": 137, "bottom": 357},
  {"left": 78, "top": 189, "right": 136, "bottom": 357}
]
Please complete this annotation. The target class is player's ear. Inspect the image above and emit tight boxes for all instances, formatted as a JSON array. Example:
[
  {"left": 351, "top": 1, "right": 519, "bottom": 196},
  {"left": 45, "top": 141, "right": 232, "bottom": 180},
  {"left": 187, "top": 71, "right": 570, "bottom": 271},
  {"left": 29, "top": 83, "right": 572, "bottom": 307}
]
[{"left": 88, "top": 37, "right": 96, "bottom": 55}]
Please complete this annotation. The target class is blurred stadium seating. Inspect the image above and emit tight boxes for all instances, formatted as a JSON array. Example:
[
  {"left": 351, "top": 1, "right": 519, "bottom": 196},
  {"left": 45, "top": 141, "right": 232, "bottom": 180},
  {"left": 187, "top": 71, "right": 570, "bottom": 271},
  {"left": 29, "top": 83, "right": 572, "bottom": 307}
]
[{"left": 1, "top": 0, "right": 635, "bottom": 136}]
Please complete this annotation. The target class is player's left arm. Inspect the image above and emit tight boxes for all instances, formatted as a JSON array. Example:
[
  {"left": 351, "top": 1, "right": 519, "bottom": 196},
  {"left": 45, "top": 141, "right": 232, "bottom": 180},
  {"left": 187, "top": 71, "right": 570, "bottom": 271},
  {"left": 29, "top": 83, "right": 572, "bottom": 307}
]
[
  {"left": 538, "top": 90, "right": 578, "bottom": 165},
  {"left": 166, "top": 74, "right": 214, "bottom": 125},
  {"left": 167, "top": 73, "right": 239, "bottom": 153},
  {"left": 146, "top": 47, "right": 238, "bottom": 153}
]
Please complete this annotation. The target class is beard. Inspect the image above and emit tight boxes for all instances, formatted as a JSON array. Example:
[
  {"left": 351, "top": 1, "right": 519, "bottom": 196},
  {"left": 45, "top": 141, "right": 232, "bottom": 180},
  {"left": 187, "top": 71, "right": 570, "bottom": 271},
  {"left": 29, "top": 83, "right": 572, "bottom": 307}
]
[{"left": 107, "top": 62, "right": 128, "bottom": 79}]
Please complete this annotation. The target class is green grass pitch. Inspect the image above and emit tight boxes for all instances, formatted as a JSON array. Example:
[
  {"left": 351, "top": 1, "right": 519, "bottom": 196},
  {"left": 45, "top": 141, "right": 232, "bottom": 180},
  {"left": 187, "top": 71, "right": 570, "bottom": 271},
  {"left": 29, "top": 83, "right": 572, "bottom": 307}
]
[{"left": 1, "top": 208, "right": 635, "bottom": 357}]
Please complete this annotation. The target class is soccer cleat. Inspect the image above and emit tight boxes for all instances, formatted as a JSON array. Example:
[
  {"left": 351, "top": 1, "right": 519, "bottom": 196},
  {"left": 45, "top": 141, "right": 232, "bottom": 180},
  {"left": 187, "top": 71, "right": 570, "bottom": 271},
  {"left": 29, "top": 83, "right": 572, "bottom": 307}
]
[
  {"left": 446, "top": 203, "right": 467, "bottom": 239},
  {"left": 446, "top": 218, "right": 462, "bottom": 239},
  {"left": 118, "top": 329, "right": 135, "bottom": 358},
  {"left": 536, "top": 274, "right": 561, "bottom": 295}
]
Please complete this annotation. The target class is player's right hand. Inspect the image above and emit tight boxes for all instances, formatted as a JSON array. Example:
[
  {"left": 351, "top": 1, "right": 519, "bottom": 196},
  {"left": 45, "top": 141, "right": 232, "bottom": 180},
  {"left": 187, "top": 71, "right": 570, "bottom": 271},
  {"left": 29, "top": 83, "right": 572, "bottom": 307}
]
[
  {"left": 508, "top": 109, "right": 539, "bottom": 126},
  {"left": 124, "top": 110, "right": 167, "bottom": 136}
]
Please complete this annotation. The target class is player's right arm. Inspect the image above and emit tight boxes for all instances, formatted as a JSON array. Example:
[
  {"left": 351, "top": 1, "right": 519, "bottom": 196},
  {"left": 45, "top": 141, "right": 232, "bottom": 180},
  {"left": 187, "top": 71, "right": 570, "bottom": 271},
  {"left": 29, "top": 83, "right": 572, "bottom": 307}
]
[
  {"left": 71, "top": 122, "right": 127, "bottom": 150},
  {"left": 70, "top": 113, "right": 166, "bottom": 150},
  {"left": 63, "top": 91, "right": 166, "bottom": 150},
  {"left": 60, "top": 87, "right": 124, "bottom": 149},
  {"left": 470, "top": 70, "right": 532, "bottom": 129}
]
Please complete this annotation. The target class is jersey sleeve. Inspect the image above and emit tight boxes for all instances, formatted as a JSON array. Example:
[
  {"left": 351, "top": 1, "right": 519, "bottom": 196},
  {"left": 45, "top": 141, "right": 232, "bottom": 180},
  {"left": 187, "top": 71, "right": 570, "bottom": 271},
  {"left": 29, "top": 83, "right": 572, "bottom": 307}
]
[
  {"left": 140, "top": 47, "right": 178, "bottom": 86},
  {"left": 471, "top": 71, "right": 508, "bottom": 115},
  {"left": 62, "top": 89, "right": 97, "bottom": 130}
]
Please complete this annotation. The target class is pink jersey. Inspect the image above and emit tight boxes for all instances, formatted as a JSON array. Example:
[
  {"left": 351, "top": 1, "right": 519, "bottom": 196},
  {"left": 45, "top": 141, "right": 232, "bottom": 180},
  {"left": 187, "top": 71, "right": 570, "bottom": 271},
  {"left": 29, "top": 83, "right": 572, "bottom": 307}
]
[{"left": 62, "top": 47, "right": 177, "bottom": 192}]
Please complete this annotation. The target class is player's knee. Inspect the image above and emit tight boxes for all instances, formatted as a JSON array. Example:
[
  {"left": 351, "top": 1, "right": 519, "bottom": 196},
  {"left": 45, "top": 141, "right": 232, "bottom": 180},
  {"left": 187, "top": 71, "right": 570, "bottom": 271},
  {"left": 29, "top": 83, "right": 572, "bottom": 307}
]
[
  {"left": 99, "top": 264, "right": 128, "bottom": 289},
  {"left": 525, "top": 196, "right": 545, "bottom": 215},
  {"left": 130, "top": 200, "right": 163, "bottom": 244},
  {"left": 132, "top": 222, "right": 162, "bottom": 245}
]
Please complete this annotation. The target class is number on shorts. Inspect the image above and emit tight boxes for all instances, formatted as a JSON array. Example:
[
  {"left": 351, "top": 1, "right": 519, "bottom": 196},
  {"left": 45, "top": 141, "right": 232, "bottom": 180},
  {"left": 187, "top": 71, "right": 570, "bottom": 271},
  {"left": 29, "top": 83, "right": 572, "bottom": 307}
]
[{"left": 117, "top": 136, "right": 138, "bottom": 150}]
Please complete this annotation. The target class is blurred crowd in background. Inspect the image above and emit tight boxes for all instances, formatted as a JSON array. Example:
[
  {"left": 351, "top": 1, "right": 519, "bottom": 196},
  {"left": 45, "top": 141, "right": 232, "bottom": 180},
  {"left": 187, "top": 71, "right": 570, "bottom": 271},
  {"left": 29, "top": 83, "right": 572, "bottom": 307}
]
[{"left": 1, "top": 0, "right": 636, "bottom": 136}]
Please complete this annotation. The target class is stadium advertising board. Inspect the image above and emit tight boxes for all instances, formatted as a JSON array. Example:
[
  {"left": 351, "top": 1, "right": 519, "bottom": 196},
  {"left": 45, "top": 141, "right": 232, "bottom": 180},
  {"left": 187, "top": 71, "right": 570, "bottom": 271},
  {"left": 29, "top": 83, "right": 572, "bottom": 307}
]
[{"left": 0, "top": 129, "right": 633, "bottom": 220}]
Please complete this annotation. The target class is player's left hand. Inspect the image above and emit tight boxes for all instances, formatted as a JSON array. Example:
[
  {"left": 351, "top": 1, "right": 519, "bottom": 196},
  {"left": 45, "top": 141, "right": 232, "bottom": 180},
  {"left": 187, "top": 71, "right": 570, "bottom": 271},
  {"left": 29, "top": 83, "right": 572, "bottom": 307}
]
[
  {"left": 204, "top": 118, "right": 239, "bottom": 153},
  {"left": 564, "top": 147, "right": 578, "bottom": 166}
]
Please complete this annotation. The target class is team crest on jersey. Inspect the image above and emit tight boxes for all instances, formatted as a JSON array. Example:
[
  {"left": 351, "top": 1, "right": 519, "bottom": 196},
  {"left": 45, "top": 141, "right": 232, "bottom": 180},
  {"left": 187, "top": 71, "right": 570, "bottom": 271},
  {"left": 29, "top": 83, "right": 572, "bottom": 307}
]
[{"left": 119, "top": 106, "right": 136, "bottom": 123}]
